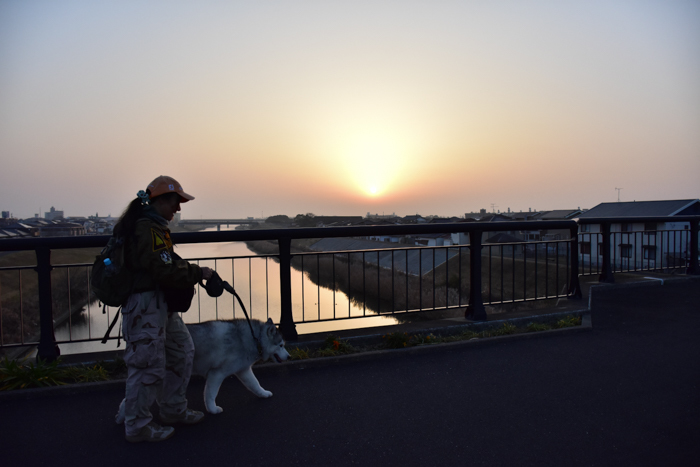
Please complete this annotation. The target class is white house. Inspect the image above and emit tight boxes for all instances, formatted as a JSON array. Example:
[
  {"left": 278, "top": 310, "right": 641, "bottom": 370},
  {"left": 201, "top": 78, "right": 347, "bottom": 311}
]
[
  {"left": 413, "top": 233, "right": 453, "bottom": 247},
  {"left": 577, "top": 199, "right": 700, "bottom": 270}
]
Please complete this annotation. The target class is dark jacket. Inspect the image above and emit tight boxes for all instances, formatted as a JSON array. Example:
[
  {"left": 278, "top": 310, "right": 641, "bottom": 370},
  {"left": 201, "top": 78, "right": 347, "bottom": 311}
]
[{"left": 126, "top": 217, "right": 202, "bottom": 293}]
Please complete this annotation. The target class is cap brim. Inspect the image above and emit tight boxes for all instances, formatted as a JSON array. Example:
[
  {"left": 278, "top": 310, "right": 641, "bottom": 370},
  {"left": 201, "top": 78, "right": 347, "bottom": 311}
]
[{"left": 179, "top": 192, "right": 195, "bottom": 202}]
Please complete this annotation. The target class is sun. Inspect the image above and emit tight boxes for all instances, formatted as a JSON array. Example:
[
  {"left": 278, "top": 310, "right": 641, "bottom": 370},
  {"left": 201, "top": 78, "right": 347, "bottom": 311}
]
[
  {"left": 342, "top": 135, "right": 403, "bottom": 199},
  {"left": 362, "top": 184, "right": 382, "bottom": 197}
]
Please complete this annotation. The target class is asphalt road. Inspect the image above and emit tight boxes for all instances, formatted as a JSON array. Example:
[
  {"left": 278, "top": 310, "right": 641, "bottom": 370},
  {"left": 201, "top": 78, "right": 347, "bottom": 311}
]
[{"left": 1, "top": 279, "right": 699, "bottom": 466}]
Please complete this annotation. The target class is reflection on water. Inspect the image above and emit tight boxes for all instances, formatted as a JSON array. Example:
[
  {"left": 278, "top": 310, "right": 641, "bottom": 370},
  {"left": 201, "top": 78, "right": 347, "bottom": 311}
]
[{"left": 53, "top": 227, "right": 397, "bottom": 355}]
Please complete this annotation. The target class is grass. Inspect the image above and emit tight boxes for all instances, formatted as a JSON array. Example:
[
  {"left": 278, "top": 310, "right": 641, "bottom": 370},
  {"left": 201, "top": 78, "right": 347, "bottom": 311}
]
[
  {"left": 287, "top": 314, "right": 583, "bottom": 359},
  {"left": 0, "top": 356, "right": 126, "bottom": 391}
]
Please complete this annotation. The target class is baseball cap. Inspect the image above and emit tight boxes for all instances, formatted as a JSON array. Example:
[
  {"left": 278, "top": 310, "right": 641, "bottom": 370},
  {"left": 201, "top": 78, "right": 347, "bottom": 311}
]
[{"left": 146, "top": 176, "right": 195, "bottom": 202}]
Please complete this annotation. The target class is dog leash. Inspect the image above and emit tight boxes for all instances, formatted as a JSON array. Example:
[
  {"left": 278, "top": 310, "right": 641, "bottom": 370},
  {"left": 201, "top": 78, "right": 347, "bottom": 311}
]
[{"left": 203, "top": 272, "right": 263, "bottom": 357}]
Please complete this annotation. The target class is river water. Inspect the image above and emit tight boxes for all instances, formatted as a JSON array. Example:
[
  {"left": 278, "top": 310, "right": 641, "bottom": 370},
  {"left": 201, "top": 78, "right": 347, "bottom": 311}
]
[{"left": 53, "top": 228, "right": 397, "bottom": 355}]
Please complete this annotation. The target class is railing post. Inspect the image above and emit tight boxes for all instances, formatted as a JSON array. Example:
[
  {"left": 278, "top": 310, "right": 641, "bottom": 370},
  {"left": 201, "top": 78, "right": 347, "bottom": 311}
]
[
  {"left": 599, "top": 222, "right": 615, "bottom": 283},
  {"left": 465, "top": 230, "right": 487, "bottom": 321},
  {"left": 278, "top": 237, "right": 298, "bottom": 340},
  {"left": 687, "top": 219, "right": 699, "bottom": 275},
  {"left": 568, "top": 225, "right": 582, "bottom": 299},
  {"left": 35, "top": 247, "right": 60, "bottom": 361}
]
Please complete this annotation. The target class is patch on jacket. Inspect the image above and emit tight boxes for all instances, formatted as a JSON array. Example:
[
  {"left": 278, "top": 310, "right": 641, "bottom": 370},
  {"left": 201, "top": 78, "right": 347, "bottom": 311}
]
[
  {"left": 160, "top": 251, "right": 172, "bottom": 264},
  {"left": 151, "top": 229, "right": 172, "bottom": 251}
]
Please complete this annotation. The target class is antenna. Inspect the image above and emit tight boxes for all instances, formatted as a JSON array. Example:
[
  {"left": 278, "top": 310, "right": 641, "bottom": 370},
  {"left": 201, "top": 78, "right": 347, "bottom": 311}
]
[{"left": 615, "top": 188, "right": 623, "bottom": 202}]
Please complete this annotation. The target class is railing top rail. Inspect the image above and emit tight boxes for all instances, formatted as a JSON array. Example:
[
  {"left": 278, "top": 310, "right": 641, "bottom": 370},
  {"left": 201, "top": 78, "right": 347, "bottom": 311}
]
[
  {"left": 576, "top": 215, "right": 700, "bottom": 224},
  {"left": 0, "top": 220, "right": 579, "bottom": 252},
  {"left": 178, "top": 220, "right": 579, "bottom": 244}
]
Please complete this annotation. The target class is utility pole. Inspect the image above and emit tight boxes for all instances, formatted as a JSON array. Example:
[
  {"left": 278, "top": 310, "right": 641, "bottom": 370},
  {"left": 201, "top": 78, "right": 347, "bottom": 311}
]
[
  {"left": 615, "top": 188, "right": 623, "bottom": 202},
  {"left": 490, "top": 203, "right": 498, "bottom": 213}
]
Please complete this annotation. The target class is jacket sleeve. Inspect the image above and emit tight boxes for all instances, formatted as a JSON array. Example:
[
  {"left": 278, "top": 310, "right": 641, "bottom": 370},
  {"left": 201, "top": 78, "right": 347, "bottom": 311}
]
[{"left": 131, "top": 220, "right": 202, "bottom": 289}]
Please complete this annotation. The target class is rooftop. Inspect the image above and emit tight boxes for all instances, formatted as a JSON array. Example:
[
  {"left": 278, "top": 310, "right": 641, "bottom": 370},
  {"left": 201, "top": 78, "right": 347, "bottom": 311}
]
[{"left": 578, "top": 199, "right": 700, "bottom": 218}]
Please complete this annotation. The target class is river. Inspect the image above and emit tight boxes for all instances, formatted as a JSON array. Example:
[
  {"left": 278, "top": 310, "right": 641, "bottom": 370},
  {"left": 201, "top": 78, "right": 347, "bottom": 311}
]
[{"left": 52, "top": 227, "right": 398, "bottom": 355}]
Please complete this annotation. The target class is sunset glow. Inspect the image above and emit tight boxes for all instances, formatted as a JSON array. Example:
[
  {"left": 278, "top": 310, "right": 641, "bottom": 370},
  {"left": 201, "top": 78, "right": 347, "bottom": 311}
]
[
  {"left": 1, "top": 1, "right": 698, "bottom": 219},
  {"left": 341, "top": 134, "right": 405, "bottom": 200}
]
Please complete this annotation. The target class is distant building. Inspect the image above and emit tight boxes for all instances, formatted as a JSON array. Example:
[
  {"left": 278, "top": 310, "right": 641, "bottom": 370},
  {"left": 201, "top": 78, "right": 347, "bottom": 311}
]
[
  {"left": 39, "top": 221, "right": 85, "bottom": 237},
  {"left": 400, "top": 215, "right": 427, "bottom": 224},
  {"left": 45, "top": 207, "right": 64, "bottom": 221},
  {"left": 577, "top": 199, "right": 700, "bottom": 269},
  {"left": 0, "top": 218, "right": 86, "bottom": 238},
  {"left": 312, "top": 216, "right": 363, "bottom": 227},
  {"left": 366, "top": 212, "right": 398, "bottom": 219},
  {"left": 413, "top": 233, "right": 453, "bottom": 246}
]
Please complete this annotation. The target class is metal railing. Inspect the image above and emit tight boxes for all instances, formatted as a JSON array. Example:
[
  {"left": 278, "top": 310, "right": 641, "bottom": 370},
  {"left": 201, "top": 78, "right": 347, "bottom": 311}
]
[
  {"left": 1, "top": 216, "right": 697, "bottom": 361},
  {"left": 0, "top": 221, "right": 582, "bottom": 360},
  {"left": 577, "top": 216, "right": 700, "bottom": 282}
]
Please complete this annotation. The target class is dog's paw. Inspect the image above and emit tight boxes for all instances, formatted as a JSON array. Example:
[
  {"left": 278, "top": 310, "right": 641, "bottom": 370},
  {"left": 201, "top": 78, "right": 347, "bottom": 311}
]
[
  {"left": 207, "top": 405, "right": 223, "bottom": 414},
  {"left": 257, "top": 390, "right": 273, "bottom": 398}
]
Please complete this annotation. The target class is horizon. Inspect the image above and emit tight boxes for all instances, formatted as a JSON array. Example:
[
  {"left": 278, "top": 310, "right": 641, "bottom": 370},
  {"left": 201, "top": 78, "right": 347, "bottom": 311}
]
[
  {"left": 5, "top": 197, "right": 700, "bottom": 221},
  {"left": 7, "top": 198, "right": 700, "bottom": 222},
  {"left": 2, "top": 1, "right": 699, "bottom": 219}
]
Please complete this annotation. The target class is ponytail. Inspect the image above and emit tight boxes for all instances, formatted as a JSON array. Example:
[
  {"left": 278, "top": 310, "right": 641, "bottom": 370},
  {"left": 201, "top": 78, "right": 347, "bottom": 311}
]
[{"left": 113, "top": 198, "right": 145, "bottom": 237}]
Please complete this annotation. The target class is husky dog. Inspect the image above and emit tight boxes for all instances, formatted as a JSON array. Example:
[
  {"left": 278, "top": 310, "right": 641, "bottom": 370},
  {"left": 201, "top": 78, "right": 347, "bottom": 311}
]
[
  {"left": 188, "top": 317, "right": 290, "bottom": 414},
  {"left": 116, "top": 318, "right": 289, "bottom": 423}
]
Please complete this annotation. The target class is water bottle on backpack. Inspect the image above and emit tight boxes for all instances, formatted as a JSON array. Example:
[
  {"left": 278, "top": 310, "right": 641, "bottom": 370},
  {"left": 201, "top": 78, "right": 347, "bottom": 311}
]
[{"left": 103, "top": 258, "right": 119, "bottom": 276}]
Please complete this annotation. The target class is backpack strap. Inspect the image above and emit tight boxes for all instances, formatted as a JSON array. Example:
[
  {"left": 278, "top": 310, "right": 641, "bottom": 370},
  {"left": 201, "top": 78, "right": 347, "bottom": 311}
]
[
  {"left": 101, "top": 305, "right": 122, "bottom": 347},
  {"left": 100, "top": 268, "right": 143, "bottom": 346}
]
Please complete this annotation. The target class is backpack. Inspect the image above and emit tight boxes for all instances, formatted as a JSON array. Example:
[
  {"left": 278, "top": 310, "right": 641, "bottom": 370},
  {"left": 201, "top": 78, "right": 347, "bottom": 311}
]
[
  {"left": 91, "top": 235, "right": 137, "bottom": 346},
  {"left": 91, "top": 236, "right": 134, "bottom": 307},
  {"left": 161, "top": 251, "right": 196, "bottom": 313}
]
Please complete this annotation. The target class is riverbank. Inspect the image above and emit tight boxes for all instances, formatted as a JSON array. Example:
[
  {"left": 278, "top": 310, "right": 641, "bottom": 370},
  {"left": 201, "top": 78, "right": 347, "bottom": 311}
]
[
  {"left": 0, "top": 248, "right": 100, "bottom": 358},
  {"left": 244, "top": 236, "right": 575, "bottom": 324}
]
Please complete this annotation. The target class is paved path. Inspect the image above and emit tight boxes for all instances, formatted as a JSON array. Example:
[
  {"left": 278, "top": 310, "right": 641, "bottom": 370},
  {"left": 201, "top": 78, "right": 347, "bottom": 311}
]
[{"left": 1, "top": 279, "right": 699, "bottom": 466}]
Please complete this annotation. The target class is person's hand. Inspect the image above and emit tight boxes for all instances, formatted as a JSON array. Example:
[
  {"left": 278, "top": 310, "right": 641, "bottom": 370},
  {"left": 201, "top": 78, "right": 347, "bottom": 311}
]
[{"left": 201, "top": 267, "right": 213, "bottom": 281}]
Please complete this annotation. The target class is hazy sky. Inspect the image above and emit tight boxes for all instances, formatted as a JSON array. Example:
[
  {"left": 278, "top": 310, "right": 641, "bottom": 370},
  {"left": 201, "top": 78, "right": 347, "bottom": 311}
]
[{"left": 1, "top": 0, "right": 698, "bottom": 220}]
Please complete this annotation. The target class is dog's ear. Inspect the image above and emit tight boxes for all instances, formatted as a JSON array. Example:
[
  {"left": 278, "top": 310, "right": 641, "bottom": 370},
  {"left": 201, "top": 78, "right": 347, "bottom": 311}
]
[{"left": 265, "top": 318, "right": 278, "bottom": 337}]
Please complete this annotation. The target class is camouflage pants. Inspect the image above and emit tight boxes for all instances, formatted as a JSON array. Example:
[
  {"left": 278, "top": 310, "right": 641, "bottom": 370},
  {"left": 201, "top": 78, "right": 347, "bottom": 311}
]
[{"left": 121, "top": 290, "right": 194, "bottom": 436}]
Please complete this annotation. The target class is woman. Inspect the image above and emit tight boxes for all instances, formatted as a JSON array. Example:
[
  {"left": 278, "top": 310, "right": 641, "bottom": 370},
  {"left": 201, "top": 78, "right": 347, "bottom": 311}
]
[{"left": 115, "top": 175, "right": 213, "bottom": 443}]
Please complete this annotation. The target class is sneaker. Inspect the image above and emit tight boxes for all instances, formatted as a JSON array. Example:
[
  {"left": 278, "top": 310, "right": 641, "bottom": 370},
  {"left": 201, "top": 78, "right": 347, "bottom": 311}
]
[
  {"left": 159, "top": 408, "right": 204, "bottom": 425},
  {"left": 125, "top": 422, "right": 175, "bottom": 443}
]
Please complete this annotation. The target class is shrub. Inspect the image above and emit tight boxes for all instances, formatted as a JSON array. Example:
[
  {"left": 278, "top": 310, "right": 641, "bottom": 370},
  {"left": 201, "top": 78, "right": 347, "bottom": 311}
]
[
  {"left": 317, "top": 335, "right": 355, "bottom": 356},
  {"left": 382, "top": 332, "right": 412, "bottom": 349},
  {"left": 491, "top": 322, "right": 518, "bottom": 336},
  {"left": 61, "top": 364, "right": 109, "bottom": 384},
  {"left": 554, "top": 315, "right": 582, "bottom": 329},
  {"left": 288, "top": 347, "right": 311, "bottom": 360},
  {"left": 0, "top": 357, "right": 116, "bottom": 391},
  {"left": 526, "top": 322, "right": 551, "bottom": 332},
  {"left": 0, "top": 357, "right": 66, "bottom": 390}
]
